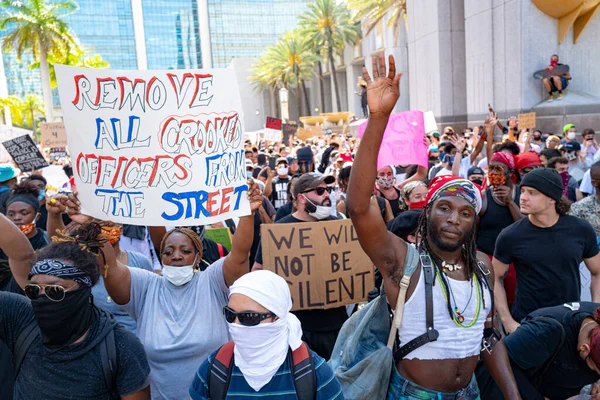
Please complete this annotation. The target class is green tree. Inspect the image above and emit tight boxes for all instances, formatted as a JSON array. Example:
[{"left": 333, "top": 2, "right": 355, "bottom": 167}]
[
  {"left": 0, "top": 95, "right": 24, "bottom": 126},
  {"left": 22, "top": 94, "right": 45, "bottom": 135},
  {"left": 250, "top": 52, "right": 282, "bottom": 119},
  {"left": 1, "top": 0, "right": 80, "bottom": 122},
  {"left": 300, "top": 0, "right": 359, "bottom": 112},
  {"left": 346, "top": 0, "right": 407, "bottom": 44},
  {"left": 30, "top": 48, "right": 110, "bottom": 88}
]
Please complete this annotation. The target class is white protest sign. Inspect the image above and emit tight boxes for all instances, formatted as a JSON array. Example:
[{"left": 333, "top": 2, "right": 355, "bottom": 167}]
[
  {"left": 263, "top": 128, "right": 282, "bottom": 142},
  {"left": 424, "top": 111, "right": 438, "bottom": 134},
  {"left": 55, "top": 65, "right": 250, "bottom": 225}
]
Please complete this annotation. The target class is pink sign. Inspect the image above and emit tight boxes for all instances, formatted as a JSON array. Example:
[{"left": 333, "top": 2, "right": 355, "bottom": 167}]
[{"left": 357, "top": 111, "right": 428, "bottom": 170}]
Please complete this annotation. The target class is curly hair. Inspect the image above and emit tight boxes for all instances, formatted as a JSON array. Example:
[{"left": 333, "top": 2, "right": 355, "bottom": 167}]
[
  {"left": 35, "top": 223, "right": 106, "bottom": 285},
  {"left": 555, "top": 196, "right": 572, "bottom": 215},
  {"left": 160, "top": 228, "right": 204, "bottom": 259}
]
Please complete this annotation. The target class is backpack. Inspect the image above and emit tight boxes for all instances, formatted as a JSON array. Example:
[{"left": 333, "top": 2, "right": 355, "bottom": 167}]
[
  {"left": 208, "top": 341, "right": 316, "bottom": 400},
  {"left": 13, "top": 322, "right": 118, "bottom": 397}
]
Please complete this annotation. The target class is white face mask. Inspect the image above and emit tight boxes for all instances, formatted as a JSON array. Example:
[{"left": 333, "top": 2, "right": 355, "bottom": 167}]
[
  {"left": 162, "top": 256, "right": 197, "bottom": 286},
  {"left": 303, "top": 195, "right": 332, "bottom": 220},
  {"left": 277, "top": 166, "right": 289, "bottom": 176},
  {"left": 567, "top": 132, "right": 576, "bottom": 140},
  {"left": 228, "top": 318, "right": 289, "bottom": 392}
]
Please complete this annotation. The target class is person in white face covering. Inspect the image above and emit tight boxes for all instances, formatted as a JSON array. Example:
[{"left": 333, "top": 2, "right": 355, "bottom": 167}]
[
  {"left": 52, "top": 181, "right": 265, "bottom": 400},
  {"left": 189, "top": 270, "right": 344, "bottom": 399},
  {"left": 251, "top": 173, "right": 348, "bottom": 360}
]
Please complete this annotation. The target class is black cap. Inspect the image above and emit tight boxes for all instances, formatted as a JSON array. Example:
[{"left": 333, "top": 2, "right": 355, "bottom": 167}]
[
  {"left": 565, "top": 142, "right": 581, "bottom": 152},
  {"left": 294, "top": 173, "right": 335, "bottom": 194},
  {"left": 387, "top": 210, "right": 423, "bottom": 240},
  {"left": 467, "top": 167, "right": 484, "bottom": 177},
  {"left": 520, "top": 168, "right": 563, "bottom": 202},
  {"left": 296, "top": 147, "right": 314, "bottom": 163}
]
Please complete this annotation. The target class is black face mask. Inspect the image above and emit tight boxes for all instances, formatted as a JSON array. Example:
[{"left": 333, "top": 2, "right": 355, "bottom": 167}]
[
  {"left": 533, "top": 136, "right": 542, "bottom": 141},
  {"left": 471, "top": 179, "right": 483, "bottom": 185},
  {"left": 31, "top": 287, "right": 96, "bottom": 348}
]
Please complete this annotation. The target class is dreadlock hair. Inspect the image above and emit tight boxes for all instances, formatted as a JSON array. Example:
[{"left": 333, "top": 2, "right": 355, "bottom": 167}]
[
  {"left": 159, "top": 228, "right": 204, "bottom": 266},
  {"left": 415, "top": 203, "right": 488, "bottom": 318},
  {"left": 36, "top": 223, "right": 107, "bottom": 285}
]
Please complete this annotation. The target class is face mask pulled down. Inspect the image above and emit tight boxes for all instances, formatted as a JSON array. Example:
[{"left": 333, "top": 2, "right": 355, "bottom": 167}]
[
  {"left": 302, "top": 194, "right": 331, "bottom": 220},
  {"left": 31, "top": 287, "right": 95, "bottom": 348}
]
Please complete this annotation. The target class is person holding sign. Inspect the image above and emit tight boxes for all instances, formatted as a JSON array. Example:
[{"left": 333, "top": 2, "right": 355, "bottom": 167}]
[
  {"left": 189, "top": 270, "right": 343, "bottom": 399},
  {"left": 50, "top": 180, "right": 263, "bottom": 400},
  {"left": 346, "top": 53, "right": 519, "bottom": 398},
  {"left": 253, "top": 173, "right": 349, "bottom": 361}
]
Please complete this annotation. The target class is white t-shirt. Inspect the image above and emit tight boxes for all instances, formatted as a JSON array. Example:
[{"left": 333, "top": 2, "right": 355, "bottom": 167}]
[
  {"left": 123, "top": 258, "right": 230, "bottom": 400},
  {"left": 580, "top": 169, "right": 596, "bottom": 195}
]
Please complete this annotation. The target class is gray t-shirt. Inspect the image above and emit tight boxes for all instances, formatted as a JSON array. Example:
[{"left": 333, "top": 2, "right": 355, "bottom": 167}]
[
  {"left": 123, "top": 258, "right": 230, "bottom": 400},
  {"left": 93, "top": 251, "right": 153, "bottom": 334}
]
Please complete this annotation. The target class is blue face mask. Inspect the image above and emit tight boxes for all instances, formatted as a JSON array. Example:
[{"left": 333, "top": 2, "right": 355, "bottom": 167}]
[
  {"left": 38, "top": 189, "right": 46, "bottom": 201},
  {"left": 246, "top": 171, "right": 253, "bottom": 179}
]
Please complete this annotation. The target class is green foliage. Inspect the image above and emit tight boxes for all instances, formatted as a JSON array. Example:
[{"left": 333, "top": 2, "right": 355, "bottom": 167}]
[{"left": 346, "top": 0, "right": 407, "bottom": 43}]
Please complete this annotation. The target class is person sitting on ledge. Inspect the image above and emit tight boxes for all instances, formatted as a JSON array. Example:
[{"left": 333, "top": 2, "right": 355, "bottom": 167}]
[{"left": 540, "top": 54, "right": 571, "bottom": 102}]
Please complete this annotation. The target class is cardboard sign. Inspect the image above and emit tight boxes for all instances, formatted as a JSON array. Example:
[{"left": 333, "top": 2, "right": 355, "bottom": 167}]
[
  {"left": 2, "top": 134, "right": 49, "bottom": 172},
  {"left": 261, "top": 219, "right": 374, "bottom": 311},
  {"left": 40, "top": 122, "right": 68, "bottom": 149},
  {"left": 205, "top": 227, "right": 233, "bottom": 251},
  {"left": 55, "top": 65, "right": 250, "bottom": 225},
  {"left": 357, "top": 111, "right": 428, "bottom": 170},
  {"left": 266, "top": 116, "right": 282, "bottom": 130},
  {"left": 518, "top": 112, "right": 536, "bottom": 130},
  {"left": 0, "top": 124, "right": 33, "bottom": 163},
  {"left": 282, "top": 123, "right": 298, "bottom": 145},
  {"left": 296, "top": 126, "right": 324, "bottom": 141}
]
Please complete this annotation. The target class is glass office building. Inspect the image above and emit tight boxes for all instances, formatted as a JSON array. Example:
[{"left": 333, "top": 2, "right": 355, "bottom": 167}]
[
  {"left": 143, "top": 0, "right": 202, "bottom": 70},
  {"left": 207, "top": 0, "right": 311, "bottom": 68}
]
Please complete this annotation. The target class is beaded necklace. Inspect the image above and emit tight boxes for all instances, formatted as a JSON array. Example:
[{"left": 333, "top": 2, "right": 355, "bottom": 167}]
[{"left": 436, "top": 271, "right": 482, "bottom": 328}]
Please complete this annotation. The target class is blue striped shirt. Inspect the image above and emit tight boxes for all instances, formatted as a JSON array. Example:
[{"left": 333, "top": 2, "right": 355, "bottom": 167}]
[{"left": 189, "top": 348, "right": 344, "bottom": 399}]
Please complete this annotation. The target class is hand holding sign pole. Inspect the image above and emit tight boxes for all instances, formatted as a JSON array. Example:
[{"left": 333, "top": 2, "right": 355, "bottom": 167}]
[{"left": 55, "top": 66, "right": 250, "bottom": 226}]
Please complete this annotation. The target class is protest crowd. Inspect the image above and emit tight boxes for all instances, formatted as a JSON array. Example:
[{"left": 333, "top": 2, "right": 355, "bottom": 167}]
[{"left": 3, "top": 53, "right": 600, "bottom": 400}]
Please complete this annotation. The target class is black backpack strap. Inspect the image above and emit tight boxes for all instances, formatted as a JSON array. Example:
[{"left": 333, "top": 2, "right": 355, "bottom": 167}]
[
  {"left": 291, "top": 342, "right": 316, "bottom": 400},
  {"left": 100, "top": 329, "right": 118, "bottom": 396},
  {"left": 394, "top": 254, "right": 440, "bottom": 361},
  {"left": 13, "top": 321, "right": 39, "bottom": 376},
  {"left": 209, "top": 341, "right": 235, "bottom": 400}
]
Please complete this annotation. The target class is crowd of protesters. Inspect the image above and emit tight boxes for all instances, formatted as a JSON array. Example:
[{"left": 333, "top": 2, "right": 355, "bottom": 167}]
[{"left": 1, "top": 54, "right": 600, "bottom": 399}]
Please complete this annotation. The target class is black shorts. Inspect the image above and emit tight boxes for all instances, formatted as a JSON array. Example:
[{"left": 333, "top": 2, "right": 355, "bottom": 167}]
[{"left": 550, "top": 76, "right": 569, "bottom": 92}]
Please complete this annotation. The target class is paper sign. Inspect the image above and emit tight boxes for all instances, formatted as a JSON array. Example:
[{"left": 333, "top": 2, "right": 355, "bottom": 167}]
[
  {"left": 266, "top": 116, "right": 282, "bottom": 130},
  {"left": 518, "top": 112, "right": 536, "bottom": 130},
  {"left": 2, "top": 134, "right": 49, "bottom": 172},
  {"left": 40, "top": 122, "right": 68, "bottom": 149},
  {"left": 357, "top": 111, "right": 428, "bottom": 170},
  {"left": 55, "top": 65, "right": 250, "bottom": 225},
  {"left": 424, "top": 111, "right": 438, "bottom": 133},
  {"left": 205, "top": 227, "right": 233, "bottom": 252},
  {"left": 261, "top": 219, "right": 374, "bottom": 311},
  {"left": 282, "top": 123, "right": 298, "bottom": 145},
  {"left": 0, "top": 124, "right": 33, "bottom": 163},
  {"left": 263, "top": 128, "right": 282, "bottom": 142}
]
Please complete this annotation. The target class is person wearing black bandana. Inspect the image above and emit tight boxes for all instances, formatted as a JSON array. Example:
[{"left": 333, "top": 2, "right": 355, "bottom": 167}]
[
  {"left": 0, "top": 183, "right": 50, "bottom": 293},
  {"left": 1, "top": 221, "right": 151, "bottom": 399}
]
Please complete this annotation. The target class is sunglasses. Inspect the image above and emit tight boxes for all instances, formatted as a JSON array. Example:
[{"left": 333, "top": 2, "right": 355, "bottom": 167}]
[
  {"left": 303, "top": 187, "right": 333, "bottom": 196},
  {"left": 24, "top": 283, "right": 78, "bottom": 302},
  {"left": 223, "top": 305, "right": 276, "bottom": 326}
]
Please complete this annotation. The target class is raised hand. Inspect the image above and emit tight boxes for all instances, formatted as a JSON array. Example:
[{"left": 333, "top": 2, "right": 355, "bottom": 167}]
[
  {"left": 450, "top": 135, "right": 467, "bottom": 153},
  {"left": 362, "top": 53, "right": 402, "bottom": 117},
  {"left": 247, "top": 179, "right": 263, "bottom": 212}
]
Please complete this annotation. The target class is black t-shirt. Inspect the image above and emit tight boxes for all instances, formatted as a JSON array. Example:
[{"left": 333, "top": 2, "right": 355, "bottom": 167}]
[
  {"left": 271, "top": 177, "right": 290, "bottom": 210},
  {"left": 274, "top": 201, "right": 293, "bottom": 222},
  {"left": 0, "top": 292, "right": 150, "bottom": 399},
  {"left": 255, "top": 214, "right": 348, "bottom": 332},
  {"left": 505, "top": 302, "right": 600, "bottom": 399},
  {"left": 0, "top": 229, "right": 50, "bottom": 292},
  {"left": 494, "top": 216, "right": 599, "bottom": 321}
]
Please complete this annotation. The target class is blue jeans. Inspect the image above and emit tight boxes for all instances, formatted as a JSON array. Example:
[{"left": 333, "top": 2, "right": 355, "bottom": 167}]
[{"left": 388, "top": 365, "right": 480, "bottom": 399}]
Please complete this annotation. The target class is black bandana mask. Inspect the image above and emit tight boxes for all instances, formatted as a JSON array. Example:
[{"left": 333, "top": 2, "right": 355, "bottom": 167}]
[{"left": 31, "top": 287, "right": 96, "bottom": 348}]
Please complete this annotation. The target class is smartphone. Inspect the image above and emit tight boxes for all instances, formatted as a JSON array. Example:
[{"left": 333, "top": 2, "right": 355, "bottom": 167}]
[
  {"left": 488, "top": 104, "right": 494, "bottom": 117},
  {"left": 268, "top": 156, "right": 277, "bottom": 170}
]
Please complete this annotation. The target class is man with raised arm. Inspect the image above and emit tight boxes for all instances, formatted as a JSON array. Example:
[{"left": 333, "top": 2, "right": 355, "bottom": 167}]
[{"left": 346, "top": 53, "right": 520, "bottom": 399}]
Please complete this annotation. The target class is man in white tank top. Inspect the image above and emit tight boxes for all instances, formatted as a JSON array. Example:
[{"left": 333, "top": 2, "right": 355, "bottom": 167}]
[{"left": 346, "top": 53, "right": 521, "bottom": 399}]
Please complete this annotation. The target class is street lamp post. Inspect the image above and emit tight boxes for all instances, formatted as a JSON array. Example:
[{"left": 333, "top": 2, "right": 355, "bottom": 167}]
[{"left": 279, "top": 88, "right": 289, "bottom": 122}]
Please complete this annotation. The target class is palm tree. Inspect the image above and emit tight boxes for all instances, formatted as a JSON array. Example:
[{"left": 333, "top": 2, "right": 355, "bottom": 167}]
[
  {"left": 300, "top": 0, "right": 360, "bottom": 112},
  {"left": 22, "top": 94, "right": 45, "bottom": 136},
  {"left": 268, "top": 30, "right": 317, "bottom": 117},
  {"left": 30, "top": 49, "right": 110, "bottom": 88},
  {"left": 249, "top": 54, "right": 282, "bottom": 119},
  {"left": 346, "top": 0, "right": 407, "bottom": 44},
  {"left": 0, "top": 95, "right": 23, "bottom": 126},
  {"left": 0, "top": 0, "right": 80, "bottom": 122}
]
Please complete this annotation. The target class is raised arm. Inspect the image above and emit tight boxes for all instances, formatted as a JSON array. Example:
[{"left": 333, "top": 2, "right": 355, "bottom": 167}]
[
  {"left": 347, "top": 53, "right": 406, "bottom": 281},
  {"left": 222, "top": 180, "right": 263, "bottom": 286},
  {"left": 397, "top": 165, "right": 427, "bottom": 189},
  {"left": 485, "top": 115, "right": 497, "bottom": 165},
  {"left": 470, "top": 118, "right": 489, "bottom": 163},
  {"left": 1, "top": 214, "right": 35, "bottom": 289},
  {"left": 450, "top": 135, "right": 467, "bottom": 177}
]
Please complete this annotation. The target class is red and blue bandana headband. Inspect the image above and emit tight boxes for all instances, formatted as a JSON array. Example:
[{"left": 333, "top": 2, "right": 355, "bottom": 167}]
[{"left": 426, "top": 175, "right": 482, "bottom": 214}]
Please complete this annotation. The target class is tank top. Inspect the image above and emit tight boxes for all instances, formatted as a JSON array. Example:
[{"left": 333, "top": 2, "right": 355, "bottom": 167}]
[
  {"left": 378, "top": 187, "right": 402, "bottom": 217},
  {"left": 398, "top": 268, "right": 491, "bottom": 360},
  {"left": 476, "top": 188, "right": 520, "bottom": 255}
]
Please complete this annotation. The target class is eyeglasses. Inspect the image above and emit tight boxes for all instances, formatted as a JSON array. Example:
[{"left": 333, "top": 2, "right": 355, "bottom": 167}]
[
  {"left": 302, "top": 187, "right": 333, "bottom": 196},
  {"left": 24, "top": 283, "right": 78, "bottom": 302},
  {"left": 223, "top": 305, "right": 276, "bottom": 326}
]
